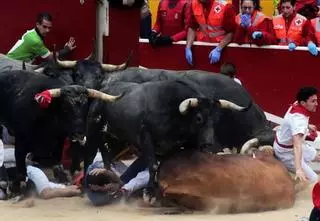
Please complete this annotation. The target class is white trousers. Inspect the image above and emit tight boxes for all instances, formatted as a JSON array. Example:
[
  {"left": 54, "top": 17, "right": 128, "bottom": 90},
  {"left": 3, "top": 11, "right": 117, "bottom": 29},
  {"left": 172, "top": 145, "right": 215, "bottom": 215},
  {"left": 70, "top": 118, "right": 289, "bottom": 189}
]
[
  {"left": 27, "top": 165, "right": 66, "bottom": 195},
  {"left": 122, "top": 168, "right": 149, "bottom": 194},
  {"left": 274, "top": 140, "right": 318, "bottom": 182}
]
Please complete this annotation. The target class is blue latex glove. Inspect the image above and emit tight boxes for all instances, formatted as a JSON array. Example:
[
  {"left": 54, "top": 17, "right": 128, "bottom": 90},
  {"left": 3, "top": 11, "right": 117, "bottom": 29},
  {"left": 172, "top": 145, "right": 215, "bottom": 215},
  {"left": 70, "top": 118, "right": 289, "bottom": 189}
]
[
  {"left": 308, "top": 42, "right": 318, "bottom": 56},
  {"left": 288, "top": 42, "right": 296, "bottom": 51},
  {"left": 240, "top": 14, "right": 251, "bottom": 28},
  {"left": 252, "top": 31, "right": 263, "bottom": 40},
  {"left": 185, "top": 47, "right": 193, "bottom": 65},
  {"left": 208, "top": 46, "right": 222, "bottom": 64}
]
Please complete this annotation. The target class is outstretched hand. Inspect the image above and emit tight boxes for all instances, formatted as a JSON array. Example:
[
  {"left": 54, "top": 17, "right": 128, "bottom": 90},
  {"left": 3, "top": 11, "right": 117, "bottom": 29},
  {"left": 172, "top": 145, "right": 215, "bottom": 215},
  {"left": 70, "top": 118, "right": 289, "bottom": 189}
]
[{"left": 65, "top": 37, "right": 77, "bottom": 51}]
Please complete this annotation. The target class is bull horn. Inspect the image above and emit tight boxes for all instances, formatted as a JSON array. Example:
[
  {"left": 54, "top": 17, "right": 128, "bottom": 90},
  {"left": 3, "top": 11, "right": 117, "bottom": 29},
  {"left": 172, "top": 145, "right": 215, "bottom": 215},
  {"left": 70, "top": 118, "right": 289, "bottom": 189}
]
[
  {"left": 179, "top": 98, "right": 198, "bottom": 115},
  {"left": 101, "top": 50, "right": 132, "bottom": 72},
  {"left": 87, "top": 89, "right": 122, "bottom": 102},
  {"left": 34, "top": 67, "right": 45, "bottom": 73},
  {"left": 53, "top": 44, "right": 77, "bottom": 68},
  {"left": 56, "top": 58, "right": 77, "bottom": 68},
  {"left": 240, "top": 138, "right": 259, "bottom": 155},
  {"left": 218, "top": 99, "right": 252, "bottom": 112},
  {"left": 48, "top": 89, "right": 61, "bottom": 98}
]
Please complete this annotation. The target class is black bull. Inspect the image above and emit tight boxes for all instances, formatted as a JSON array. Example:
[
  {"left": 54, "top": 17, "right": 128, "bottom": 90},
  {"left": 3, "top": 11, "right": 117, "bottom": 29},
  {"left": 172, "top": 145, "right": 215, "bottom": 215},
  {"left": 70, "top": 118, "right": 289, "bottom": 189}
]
[
  {"left": 98, "top": 67, "right": 274, "bottom": 150},
  {"left": 0, "top": 70, "right": 121, "bottom": 193},
  {"left": 84, "top": 78, "right": 251, "bottom": 202},
  {"left": 34, "top": 55, "right": 129, "bottom": 173},
  {"left": 39, "top": 60, "right": 272, "bottom": 172}
]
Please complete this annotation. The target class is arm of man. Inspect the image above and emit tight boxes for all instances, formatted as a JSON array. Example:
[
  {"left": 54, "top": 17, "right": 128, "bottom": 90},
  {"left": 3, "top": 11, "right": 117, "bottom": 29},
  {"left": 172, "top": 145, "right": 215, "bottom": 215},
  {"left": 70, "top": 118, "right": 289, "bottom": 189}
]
[
  {"left": 185, "top": 3, "right": 198, "bottom": 48},
  {"left": 232, "top": 23, "right": 247, "bottom": 44},
  {"left": 218, "top": 4, "right": 236, "bottom": 49},
  {"left": 30, "top": 39, "right": 50, "bottom": 60},
  {"left": 293, "top": 133, "right": 308, "bottom": 182}
]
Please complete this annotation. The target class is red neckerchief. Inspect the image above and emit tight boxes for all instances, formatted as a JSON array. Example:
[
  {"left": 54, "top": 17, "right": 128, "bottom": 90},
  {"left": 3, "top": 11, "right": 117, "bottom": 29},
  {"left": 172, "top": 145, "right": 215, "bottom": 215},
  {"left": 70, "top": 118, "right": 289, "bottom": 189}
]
[{"left": 289, "top": 103, "right": 312, "bottom": 117}]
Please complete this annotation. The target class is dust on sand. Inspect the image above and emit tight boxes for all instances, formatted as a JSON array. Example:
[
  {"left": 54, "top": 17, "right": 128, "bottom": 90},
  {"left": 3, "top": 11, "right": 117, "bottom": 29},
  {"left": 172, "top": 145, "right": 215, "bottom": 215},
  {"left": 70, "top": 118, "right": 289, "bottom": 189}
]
[{"left": 0, "top": 183, "right": 314, "bottom": 221}]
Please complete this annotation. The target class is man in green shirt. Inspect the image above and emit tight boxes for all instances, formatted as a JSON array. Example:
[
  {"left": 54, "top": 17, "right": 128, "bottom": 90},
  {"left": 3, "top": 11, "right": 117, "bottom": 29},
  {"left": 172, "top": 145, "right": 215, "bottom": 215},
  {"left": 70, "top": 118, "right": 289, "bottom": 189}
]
[{"left": 0, "top": 12, "right": 76, "bottom": 71}]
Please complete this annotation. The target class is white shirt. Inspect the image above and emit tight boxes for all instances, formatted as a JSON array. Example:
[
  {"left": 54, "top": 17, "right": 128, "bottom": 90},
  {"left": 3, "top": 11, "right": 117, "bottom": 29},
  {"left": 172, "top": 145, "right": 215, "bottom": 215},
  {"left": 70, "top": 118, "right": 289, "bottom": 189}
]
[{"left": 276, "top": 106, "right": 309, "bottom": 147}]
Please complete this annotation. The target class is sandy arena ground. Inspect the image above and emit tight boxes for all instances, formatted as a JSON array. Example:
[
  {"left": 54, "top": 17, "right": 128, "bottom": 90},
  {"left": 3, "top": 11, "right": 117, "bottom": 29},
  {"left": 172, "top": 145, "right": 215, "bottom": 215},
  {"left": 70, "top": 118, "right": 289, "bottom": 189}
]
[{"left": 0, "top": 183, "right": 314, "bottom": 221}]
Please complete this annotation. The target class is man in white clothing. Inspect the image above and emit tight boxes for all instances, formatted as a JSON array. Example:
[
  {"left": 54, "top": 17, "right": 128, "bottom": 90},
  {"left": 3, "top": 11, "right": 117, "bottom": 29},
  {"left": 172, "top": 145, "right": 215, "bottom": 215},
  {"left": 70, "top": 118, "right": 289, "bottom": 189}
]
[{"left": 273, "top": 86, "right": 319, "bottom": 183}]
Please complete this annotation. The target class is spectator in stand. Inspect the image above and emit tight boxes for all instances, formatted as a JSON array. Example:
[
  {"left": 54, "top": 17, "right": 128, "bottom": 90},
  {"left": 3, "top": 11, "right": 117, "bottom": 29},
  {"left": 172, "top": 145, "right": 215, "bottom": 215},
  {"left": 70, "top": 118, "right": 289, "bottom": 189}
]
[
  {"left": 233, "top": 0, "right": 278, "bottom": 45},
  {"left": 185, "top": 0, "right": 237, "bottom": 65},
  {"left": 276, "top": 0, "right": 319, "bottom": 19},
  {"left": 273, "top": 0, "right": 318, "bottom": 56},
  {"left": 220, "top": 62, "right": 242, "bottom": 85},
  {"left": 148, "top": 0, "right": 190, "bottom": 47}
]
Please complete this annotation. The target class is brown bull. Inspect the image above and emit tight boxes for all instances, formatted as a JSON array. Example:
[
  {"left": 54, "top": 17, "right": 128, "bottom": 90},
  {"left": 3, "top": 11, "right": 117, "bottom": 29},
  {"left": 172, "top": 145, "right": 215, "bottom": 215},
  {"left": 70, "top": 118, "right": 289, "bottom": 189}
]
[{"left": 158, "top": 150, "right": 295, "bottom": 213}]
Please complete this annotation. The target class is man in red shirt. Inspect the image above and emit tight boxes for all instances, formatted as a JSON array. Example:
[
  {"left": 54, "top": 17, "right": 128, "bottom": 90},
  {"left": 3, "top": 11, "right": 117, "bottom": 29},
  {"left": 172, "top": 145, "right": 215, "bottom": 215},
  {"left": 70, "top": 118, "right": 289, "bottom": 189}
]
[
  {"left": 273, "top": 0, "right": 318, "bottom": 55},
  {"left": 149, "top": 0, "right": 190, "bottom": 47},
  {"left": 185, "top": 0, "right": 236, "bottom": 65}
]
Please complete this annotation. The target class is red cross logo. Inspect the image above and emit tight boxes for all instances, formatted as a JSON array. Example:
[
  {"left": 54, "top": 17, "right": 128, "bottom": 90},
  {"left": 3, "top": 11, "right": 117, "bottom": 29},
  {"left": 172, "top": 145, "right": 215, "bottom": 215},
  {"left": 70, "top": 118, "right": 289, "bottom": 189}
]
[
  {"left": 215, "top": 5, "right": 221, "bottom": 13},
  {"left": 295, "top": 18, "right": 302, "bottom": 26}
]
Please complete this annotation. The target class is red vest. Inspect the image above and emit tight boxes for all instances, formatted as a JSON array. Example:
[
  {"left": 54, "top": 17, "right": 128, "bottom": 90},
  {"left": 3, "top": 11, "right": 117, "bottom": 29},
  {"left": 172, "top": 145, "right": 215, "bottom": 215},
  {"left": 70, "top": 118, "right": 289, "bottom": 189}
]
[
  {"left": 235, "top": 11, "right": 266, "bottom": 42},
  {"left": 272, "top": 14, "right": 307, "bottom": 45},
  {"left": 192, "top": 0, "right": 227, "bottom": 42},
  {"left": 158, "top": 0, "right": 187, "bottom": 36},
  {"left": 311, "top": 17, "right": 320, "bottom": 45}
]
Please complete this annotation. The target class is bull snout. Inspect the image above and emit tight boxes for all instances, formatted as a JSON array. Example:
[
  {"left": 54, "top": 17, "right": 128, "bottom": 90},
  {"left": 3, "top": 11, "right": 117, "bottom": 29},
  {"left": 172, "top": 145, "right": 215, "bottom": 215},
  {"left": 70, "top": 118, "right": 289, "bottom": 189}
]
[{"left": 198, "top": 127, "right": 215, "bottom": 151}]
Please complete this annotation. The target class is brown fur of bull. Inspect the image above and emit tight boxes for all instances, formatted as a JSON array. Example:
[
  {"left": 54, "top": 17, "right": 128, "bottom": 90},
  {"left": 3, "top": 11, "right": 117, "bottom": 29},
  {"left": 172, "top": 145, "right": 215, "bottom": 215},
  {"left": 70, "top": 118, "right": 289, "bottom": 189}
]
[{"left": 158, "top": 150, "right": 295, "bottom": 213}]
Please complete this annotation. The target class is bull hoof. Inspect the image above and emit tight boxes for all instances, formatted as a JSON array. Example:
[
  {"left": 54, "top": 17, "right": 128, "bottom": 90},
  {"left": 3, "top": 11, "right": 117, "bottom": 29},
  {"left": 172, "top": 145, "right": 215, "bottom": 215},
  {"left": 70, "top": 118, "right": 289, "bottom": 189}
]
[{"left": 143, "top": 188, "right": 157, "bottom": 206}]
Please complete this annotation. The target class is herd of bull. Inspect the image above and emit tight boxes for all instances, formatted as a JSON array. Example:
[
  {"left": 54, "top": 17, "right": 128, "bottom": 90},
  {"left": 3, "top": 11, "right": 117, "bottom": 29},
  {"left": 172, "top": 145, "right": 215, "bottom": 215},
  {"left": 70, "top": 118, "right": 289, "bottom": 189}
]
[{"left": 0, "top": 53, "right": 298, "bottom": 213}]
